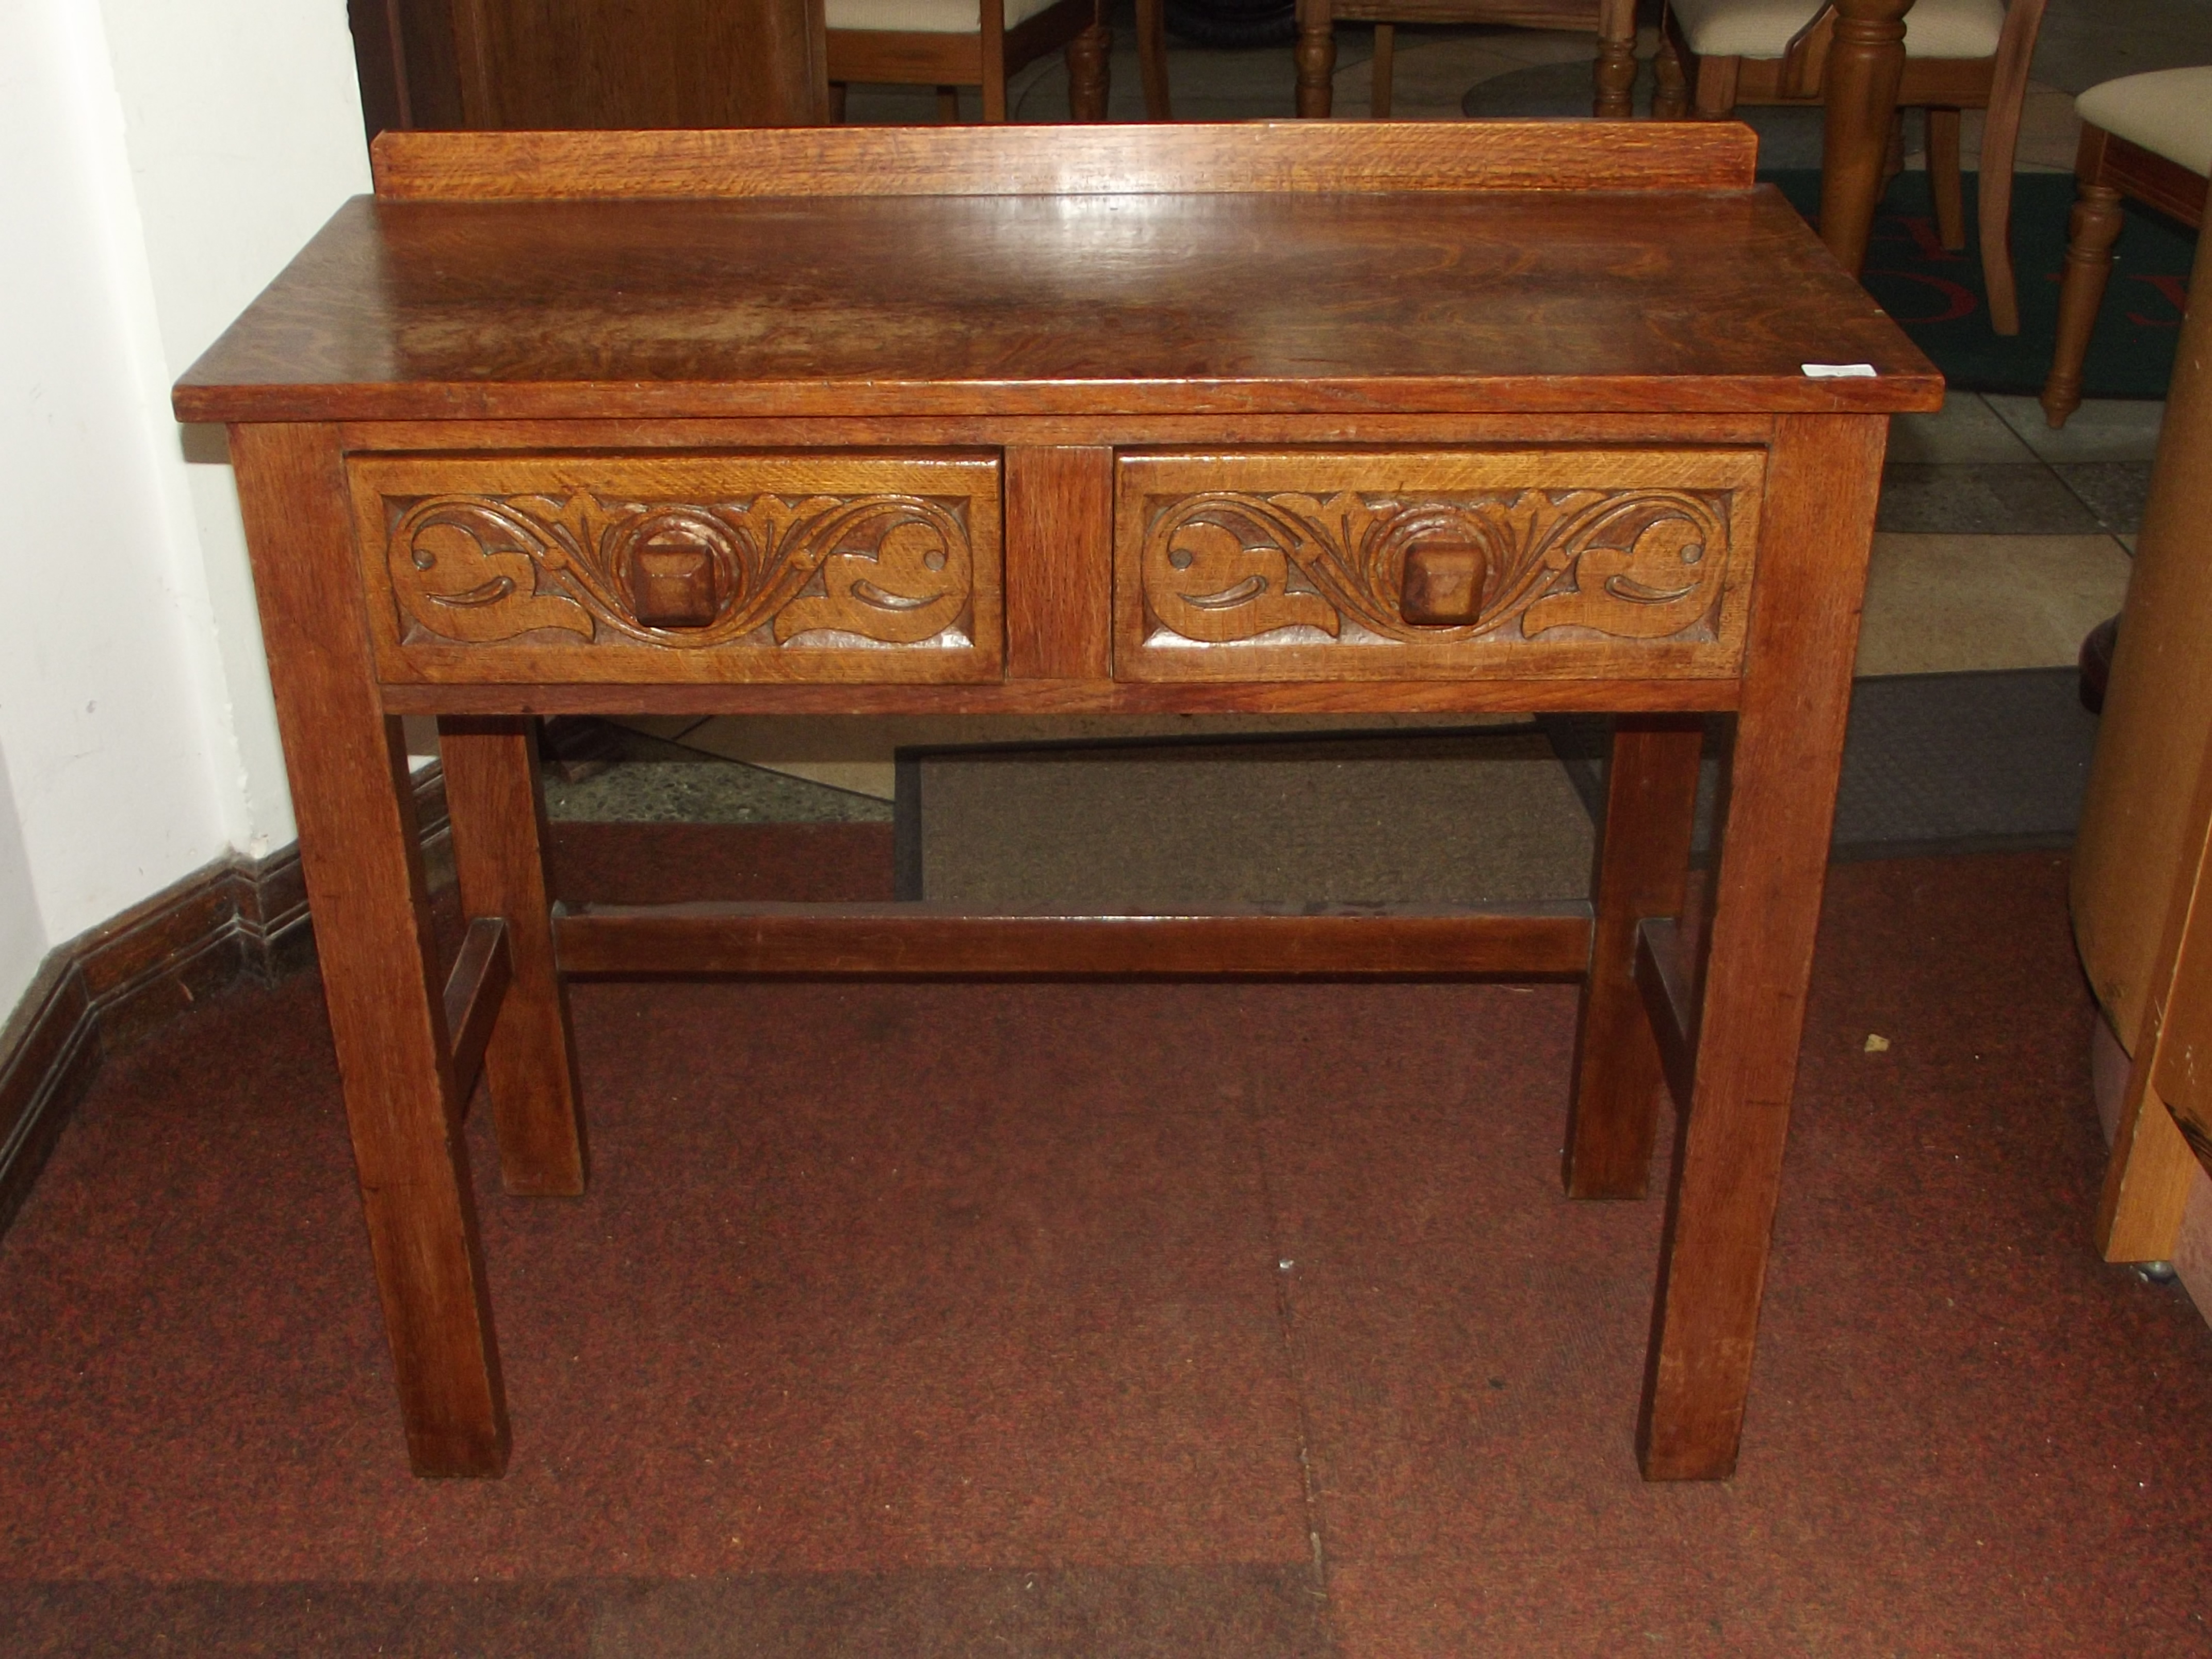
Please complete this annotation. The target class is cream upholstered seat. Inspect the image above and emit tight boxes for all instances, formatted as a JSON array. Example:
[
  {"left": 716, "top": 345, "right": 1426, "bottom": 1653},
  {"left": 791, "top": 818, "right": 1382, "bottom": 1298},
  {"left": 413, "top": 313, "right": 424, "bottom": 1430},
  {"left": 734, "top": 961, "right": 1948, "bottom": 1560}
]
[
  {"left": 2075, "top": 67, "right": 2212, "bottom": 178},
  {"left": 1656, "top": 0, "right": 2046, "bottom": 335},
  {"left": 828, "top": 0, "right": 1058, "bottom": 30},
  {"left": 1669, "top": 0, "right": 2004, "bottom": 60},
  {"left": 2040, "top": 67, "right": 2209, "bottom": 426},
  {"left": 825, "top": 0, "right": 1169, "bottom": 123}
]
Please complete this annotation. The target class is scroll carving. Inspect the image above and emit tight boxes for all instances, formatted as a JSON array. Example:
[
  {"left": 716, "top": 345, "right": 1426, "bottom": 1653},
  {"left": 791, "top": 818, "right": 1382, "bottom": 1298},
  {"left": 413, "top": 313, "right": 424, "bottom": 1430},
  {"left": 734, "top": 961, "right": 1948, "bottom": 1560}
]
[
  {"left": 385, "top": 491, "right": 973, "bottom": 649},
  {"left": 1140, "top": 488, "right": 1733, "bottom": 648}
]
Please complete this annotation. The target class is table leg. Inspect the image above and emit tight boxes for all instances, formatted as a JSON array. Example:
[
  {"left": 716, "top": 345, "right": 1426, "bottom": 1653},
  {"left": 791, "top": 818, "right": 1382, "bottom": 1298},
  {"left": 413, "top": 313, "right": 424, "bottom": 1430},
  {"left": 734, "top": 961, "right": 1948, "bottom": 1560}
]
[
  {"left": 1295, "top": 0, "right": 1335, "bottom": 117},
  {"left": 232, "top": 424, "right": 508, "bottom": 1478},
  {"left": 1638, "top": 413, "right": 1885, "bottom": 1481},
  {"left": 440, "top": 716, "right": 587, "bottom": 1197},
  {"left": 1564, "top": 715, "right": 1705, "bottom": 1200},
  {"left": 1819, "top": 0, "right": 1913, "bottom": 275}
]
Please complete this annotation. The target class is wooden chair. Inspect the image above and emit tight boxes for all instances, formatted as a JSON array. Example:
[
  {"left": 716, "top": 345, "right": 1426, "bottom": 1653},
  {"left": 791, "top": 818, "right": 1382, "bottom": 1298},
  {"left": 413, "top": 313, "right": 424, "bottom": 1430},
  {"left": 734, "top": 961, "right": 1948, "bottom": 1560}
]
[
  {"left": 827, "top": 0, "right": 1171, "bottom": 121},
  {"left": 2040, "top": 67, "right": 2210, "bottom": 428},
  {"left": 1656, "top": 0, "right": 2046, "bottom": 334},
  {"left": 1293, "top": 0, "right": 1641, "bottom": 119}
]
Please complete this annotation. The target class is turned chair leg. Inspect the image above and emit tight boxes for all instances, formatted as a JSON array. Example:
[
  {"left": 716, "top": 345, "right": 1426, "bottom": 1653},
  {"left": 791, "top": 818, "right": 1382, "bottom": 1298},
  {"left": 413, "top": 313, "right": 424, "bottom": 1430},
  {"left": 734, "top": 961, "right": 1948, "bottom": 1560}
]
[
  {"left": 1926, "top": 108, "right": 1965, "bottom": 249},
  {"left": 1136, "top": 0, "right": 1172, "bottom": 120},
  {"left": 1066, "top": 21, "right": 1111, "bottom": 120},
  {"left": 1978, "top": 0, "right": 2043, "bottom": 335},
  {"left": 1593, "top": 0, "right": 1638, "bottom": 118},
  {"left": 1691, "top": 53, "right": 1739, "bottom": 120},
  {"left": 1653, "top": 32, "right": 1689, "bottom": 119},
  {"left": 1296, "top": 0, "right": 1336, "bottom": 117},
  {"left": 1976, "top": 133, "right": 2027, "bottom": 337},
  {"left": 2042, "top": 166, "right": 2124, "bottom": 426}
]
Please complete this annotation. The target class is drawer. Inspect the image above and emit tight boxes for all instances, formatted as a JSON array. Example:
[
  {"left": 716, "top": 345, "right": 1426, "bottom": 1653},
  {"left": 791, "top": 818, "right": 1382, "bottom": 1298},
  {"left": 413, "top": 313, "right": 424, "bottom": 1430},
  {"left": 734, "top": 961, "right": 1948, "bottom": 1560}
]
[
  {"left": 349, "top": 452, "right": 1002, "bottom": 684},
  {"left": 1113, "top": 449, "right": 1765, "bottom": 682}
]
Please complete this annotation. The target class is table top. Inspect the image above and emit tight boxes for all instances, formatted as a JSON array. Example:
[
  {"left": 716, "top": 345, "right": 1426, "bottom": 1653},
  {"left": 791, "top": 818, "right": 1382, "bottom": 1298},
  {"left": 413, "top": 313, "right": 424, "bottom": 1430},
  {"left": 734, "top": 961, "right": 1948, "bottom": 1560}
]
[{"left": 174, "top": 125, "right": 1943, "bottom": 426}]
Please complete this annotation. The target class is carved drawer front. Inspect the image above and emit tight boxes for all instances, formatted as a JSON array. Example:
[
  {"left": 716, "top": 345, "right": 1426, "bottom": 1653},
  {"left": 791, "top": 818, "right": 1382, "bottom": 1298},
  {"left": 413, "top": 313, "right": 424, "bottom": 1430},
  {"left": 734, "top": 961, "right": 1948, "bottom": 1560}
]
[
  {"left": 1114, "top": 449, "right": 1766, "bottom": 683},
  {"left": 349, "top": 452, "right": 1002, "bottom": 684}
]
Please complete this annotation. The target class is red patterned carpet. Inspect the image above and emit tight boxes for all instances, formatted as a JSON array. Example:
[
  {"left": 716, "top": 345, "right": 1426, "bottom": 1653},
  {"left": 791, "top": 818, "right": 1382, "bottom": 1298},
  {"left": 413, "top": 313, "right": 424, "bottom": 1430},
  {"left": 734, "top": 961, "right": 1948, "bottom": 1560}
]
[{"left": 0, "top": 831, "right": 2207, "bottom": 1655}]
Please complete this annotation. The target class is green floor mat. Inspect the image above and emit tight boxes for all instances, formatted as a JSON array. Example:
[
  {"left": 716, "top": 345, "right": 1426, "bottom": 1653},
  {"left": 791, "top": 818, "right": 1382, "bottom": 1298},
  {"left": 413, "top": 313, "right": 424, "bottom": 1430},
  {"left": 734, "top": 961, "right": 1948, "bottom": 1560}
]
[{"left": 1763, "top": 168, "right": 2192, "bottom": 399}]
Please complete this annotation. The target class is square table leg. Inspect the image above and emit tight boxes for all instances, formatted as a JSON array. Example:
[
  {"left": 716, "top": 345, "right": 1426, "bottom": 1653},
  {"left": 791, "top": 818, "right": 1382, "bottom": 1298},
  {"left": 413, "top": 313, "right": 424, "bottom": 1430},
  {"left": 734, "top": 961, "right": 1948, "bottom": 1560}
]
[
  {"left": 1564, "top": 713, "right": 1706, "bottom": 1200},
  {"left": 438, "top": 715, "right": 588, "bottom": 1196},
  {"left": 232, "top": 424, "right": 509, "bottom": 1477},
  {"left": 1637, "top": 413, "right": 1887, "bottom": 1480}
]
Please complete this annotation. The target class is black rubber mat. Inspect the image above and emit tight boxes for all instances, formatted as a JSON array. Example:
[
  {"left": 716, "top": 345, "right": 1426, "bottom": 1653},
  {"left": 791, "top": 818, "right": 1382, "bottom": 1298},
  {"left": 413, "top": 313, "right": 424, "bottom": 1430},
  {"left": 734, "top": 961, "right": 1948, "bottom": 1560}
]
[
  {"left": 1543, "top": 667, "right": 2100, "bottom": 864},
  {"left": 893, "top": 726, "right": 1591, "bottom": 907},
  {"left": 896, "top": 670, "right": 2099, "bottom": 905}
]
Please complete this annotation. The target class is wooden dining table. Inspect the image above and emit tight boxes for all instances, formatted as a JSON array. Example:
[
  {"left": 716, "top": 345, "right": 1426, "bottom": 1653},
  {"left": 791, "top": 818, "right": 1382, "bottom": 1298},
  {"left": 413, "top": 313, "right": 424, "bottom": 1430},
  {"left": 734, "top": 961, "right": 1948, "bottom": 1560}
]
[{"left": 174, "top": 119, "right": 1940, "bottom": 1484}]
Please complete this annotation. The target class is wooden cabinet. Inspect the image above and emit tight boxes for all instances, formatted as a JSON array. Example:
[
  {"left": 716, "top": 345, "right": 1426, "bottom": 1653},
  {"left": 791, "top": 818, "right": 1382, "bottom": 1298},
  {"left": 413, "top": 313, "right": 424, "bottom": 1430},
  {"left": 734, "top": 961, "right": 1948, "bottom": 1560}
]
[{"left": 2075, "top": 225, "right": 2212, "bottom": 1286}]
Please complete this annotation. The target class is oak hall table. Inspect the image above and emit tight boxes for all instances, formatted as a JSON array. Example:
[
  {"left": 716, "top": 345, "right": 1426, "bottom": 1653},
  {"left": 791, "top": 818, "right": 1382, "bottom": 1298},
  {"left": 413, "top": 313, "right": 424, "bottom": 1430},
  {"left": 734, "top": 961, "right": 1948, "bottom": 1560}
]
[{"left": 174, "top": 121, "right": 1940, "bottom": 1482}]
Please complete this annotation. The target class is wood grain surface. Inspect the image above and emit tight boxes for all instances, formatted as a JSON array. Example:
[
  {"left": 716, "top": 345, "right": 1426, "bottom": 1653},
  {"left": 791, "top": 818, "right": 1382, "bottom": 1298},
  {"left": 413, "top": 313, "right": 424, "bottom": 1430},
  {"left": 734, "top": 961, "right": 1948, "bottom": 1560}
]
[
  {"left": 367, "top": 120, "right": 1758, "bottom": 201},
  {"left": 553, "top": 901, "right": 1596, "bottom": 978},
  {"left": 334, "top": 414, "right": 1783, "bottom": 452},
  {"left": 441, "top": 916, "right": 511, "bottom": 1111},
  {"left": 1636, "top": 412, "right": 1886, "bottom": 1482},
  {"left": 450, "top": 0, "right": 827, "bottom": 129},
  {"left": 375, "top": 677, "right": 1747, "bottom": 717},
  {"left": 1563, "top": 718, "right": 1704, "bottom": 1198},
  {"left": 350, "top": 451, "right": 1002, "bottom": 685},
  {"left": 1005, "top": 446, "right": 1113, "bottom": 681},
  {"left": 175, "top": 187, "right": 1940, "bottom": 425},
  {"left": 230, "top": 424, "right": 509, "bottom": 1479},
  {"left": 1633, "top": 914, "right": 1698, "bottom": 1116},
  {"left": 438, "top": 717, "right": 588, "bottom": 1195},
  {"left": 1114, "top": 448, "right": 1765, "bottom": 683}
]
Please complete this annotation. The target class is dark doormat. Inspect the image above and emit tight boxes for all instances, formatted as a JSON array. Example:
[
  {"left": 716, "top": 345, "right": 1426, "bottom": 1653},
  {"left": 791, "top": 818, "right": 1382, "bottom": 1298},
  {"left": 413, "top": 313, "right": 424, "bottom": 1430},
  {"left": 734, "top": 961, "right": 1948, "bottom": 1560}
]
[
  {"left": 1543, "top": 666, "right": 2101, "bottom": 865},
  {"left": 894, "top": 726, "right": 1593, "bottom": 907},
  {"left": 895, "top": 670, "right": 2098, "bottom": 906}
]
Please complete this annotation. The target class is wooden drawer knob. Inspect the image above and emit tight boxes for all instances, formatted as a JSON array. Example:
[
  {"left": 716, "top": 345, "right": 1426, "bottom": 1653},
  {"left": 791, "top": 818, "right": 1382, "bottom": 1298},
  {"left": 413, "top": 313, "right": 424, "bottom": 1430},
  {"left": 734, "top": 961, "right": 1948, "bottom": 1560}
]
[
  {"left": 1400, "top": 542, "right": 1485, "bottom": 626},
  {"left": 628, "top": 527, "right": 721, "bottom": 628}
]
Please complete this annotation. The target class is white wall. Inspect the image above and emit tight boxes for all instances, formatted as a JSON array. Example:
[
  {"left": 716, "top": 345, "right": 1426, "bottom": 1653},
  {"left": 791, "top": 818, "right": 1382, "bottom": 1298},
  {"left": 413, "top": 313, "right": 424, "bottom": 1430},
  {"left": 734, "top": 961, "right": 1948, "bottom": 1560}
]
[
  {"left": 100, "top": 0, "right": 376, "bottom": 857},
  {"left": 0, "top": 0, "right": 369, "bottom": 1014},
  {"left": 0, "top": 763, "right": 42, "bottom": 1017}
]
